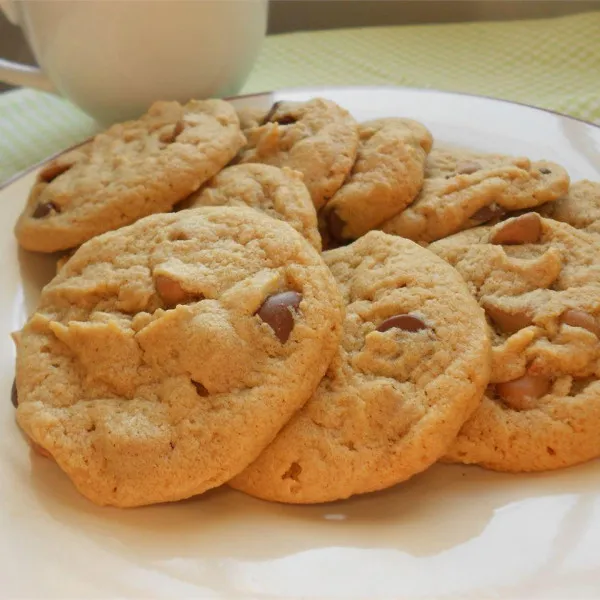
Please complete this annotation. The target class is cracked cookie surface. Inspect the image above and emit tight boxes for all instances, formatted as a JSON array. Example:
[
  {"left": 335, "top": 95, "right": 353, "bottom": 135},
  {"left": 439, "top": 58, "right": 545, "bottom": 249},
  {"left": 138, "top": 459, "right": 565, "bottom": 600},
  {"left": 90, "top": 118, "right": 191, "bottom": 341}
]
[
  {"left": 322, "top": 118, "right": 432, "bottom": 244},
  {"left": 430, "top": 213, "right": 600, "bottom": 471},
  {"left": 14, "top": 207, "right": 344, "bottom": 507},
  {"left": 230, "top": 231, "right": 490, "bottom": 503},
  {"left": 15, "top": 100, "right": 246, "bottom": 253},
  {"left": 183, "top": 163, "right": 321, "bottom": 250},
  {"left": 238, "top": 98, "right": 359, "bottom": 210},
  {"left": 380, "top": 146, "right": 569, "bottom": 243}
]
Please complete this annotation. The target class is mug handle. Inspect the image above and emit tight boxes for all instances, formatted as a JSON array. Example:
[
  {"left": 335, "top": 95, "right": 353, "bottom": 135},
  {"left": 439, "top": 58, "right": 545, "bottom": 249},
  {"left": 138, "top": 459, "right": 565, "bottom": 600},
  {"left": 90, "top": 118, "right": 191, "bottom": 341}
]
[{"left": 0, "top": 0, "right": 56, "bottom": 93}]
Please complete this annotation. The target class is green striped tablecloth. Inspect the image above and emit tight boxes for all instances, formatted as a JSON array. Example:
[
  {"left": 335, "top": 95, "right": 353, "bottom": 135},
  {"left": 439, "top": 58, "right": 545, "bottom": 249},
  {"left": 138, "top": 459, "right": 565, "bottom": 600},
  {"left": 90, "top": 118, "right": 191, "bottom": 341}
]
[{"left": 1, "top": 11, "right": 599, "bottom": 184}]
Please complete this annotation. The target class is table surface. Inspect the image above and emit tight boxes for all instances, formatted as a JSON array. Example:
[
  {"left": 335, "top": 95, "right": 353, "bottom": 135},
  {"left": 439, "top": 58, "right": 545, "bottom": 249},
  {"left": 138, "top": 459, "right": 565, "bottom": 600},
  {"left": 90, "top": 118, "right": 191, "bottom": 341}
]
[{"left": 1, "top": 11, "right": 599, "bottom": 184}]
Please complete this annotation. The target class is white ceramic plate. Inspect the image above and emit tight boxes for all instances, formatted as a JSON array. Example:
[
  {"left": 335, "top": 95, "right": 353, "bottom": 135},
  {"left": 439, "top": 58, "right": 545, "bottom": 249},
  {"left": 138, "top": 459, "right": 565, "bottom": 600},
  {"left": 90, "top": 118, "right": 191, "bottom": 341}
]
[{"left": 2, "top": 87, "right": 600, "bottom": 600}]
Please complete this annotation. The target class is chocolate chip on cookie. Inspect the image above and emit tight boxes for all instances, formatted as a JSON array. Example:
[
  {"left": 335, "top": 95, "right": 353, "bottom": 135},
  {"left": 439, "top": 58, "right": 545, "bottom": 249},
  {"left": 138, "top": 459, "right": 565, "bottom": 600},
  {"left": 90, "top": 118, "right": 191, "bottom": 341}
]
[
  {"left": 377, "top": 314, "right": 427, "bottom": 333},
  {"left": 496, "top": 374, "right": 551, "bottom": 411},
  {"left": 483, "top": 303, "right": 533, "bottom": 334},
  {"left": 32, "top": 202, "right": 60, "bottom": 219},
  {"left": 11, "top": 379, "right": 17, "bottom": 408},
  {"left": 490, "top": 213, "right": 542, "bottom": 245},
  {"left": 154, "top": 275, "right": 201, "bottom": 308},
  {"left": 560, "top": 309, "right": 600, "bottom": 337},
  {"left": 256, "top": 291, "right": 302, "bottom": 343}
]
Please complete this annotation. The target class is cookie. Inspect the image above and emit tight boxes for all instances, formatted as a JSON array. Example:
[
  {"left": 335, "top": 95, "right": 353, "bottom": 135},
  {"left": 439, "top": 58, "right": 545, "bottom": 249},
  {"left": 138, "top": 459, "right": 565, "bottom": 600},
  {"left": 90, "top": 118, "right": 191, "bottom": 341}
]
[
  {"left": 15, "top": 100, "right": 246, "bottom": 253},
  {"left": 230, "top": 231, "right": 491, "bottom": 503},
  {"left": 14, "top": 207, "right": 344, "bottom": 507},
  {"left": 238, "top": 98, "right": 359, "bottom": 210},
  {"left": 182, "top": 164, "right": 321, "bottom": 250},
  {"left": 380, "top": 147, "right": 570, "bottom": 243},
  {"left": 539, "top": 180, "right": 600, "bottom": 235},
  {"left": 322, "top": 118, "right": 433, "bottom": 243},
  {"left": 430, "top": 213, "right": 600, "bottom": 471}
]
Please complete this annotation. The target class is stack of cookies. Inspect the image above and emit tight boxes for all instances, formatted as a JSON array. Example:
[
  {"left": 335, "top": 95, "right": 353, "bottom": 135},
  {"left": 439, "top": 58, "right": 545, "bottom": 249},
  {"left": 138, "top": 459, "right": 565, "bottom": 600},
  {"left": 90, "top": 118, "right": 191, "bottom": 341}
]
[{"left": 11, "top": 96, "right": 600, "bottom": 507}]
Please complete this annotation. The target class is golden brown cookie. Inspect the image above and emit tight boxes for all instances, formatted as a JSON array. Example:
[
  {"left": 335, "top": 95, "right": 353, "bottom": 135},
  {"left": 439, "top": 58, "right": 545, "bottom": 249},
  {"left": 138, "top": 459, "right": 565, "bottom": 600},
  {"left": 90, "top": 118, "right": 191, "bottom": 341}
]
[
  {"left": 182, "top": 163, "right": 321, "bottom": 250},
  {"left": 321, "top": 118, "right": 433, "bottom": 243},
  {"left": 238, "top": 98, "right": 359, "bottom": 210},
  {"left": 430, "top": 213, "right": 600, "bottom": 471},
  {"left": 15, "top": 100, "right": 246, "bottom": 253},
  {"left": 15, "top": 207, "right": 344, "bottom": 507},
  {"left": 380, "top": 147, "right": 569, "bottom": 243},
  {"left": 230, "top": 231, "right": 491, "bottom": 503},
  {"left": 539, "top": 180, "right": 600, "bottom": 235}
]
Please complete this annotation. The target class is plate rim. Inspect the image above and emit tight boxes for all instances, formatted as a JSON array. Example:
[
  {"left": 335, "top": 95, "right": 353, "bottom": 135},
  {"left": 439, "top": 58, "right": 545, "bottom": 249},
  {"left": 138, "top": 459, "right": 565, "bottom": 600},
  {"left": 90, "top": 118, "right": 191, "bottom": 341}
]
[{"left": 2, "top": 84, "right": 599, "bottom": 193}]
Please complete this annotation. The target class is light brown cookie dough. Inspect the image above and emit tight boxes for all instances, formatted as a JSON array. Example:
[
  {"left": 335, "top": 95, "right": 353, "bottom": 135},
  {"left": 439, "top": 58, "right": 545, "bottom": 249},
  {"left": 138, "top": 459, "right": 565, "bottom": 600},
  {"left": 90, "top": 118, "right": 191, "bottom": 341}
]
[
  {"left": 15, "top": 100, "right": 246, "bottom": 253},
  {"left": 380, "top": 147, "right": 569, "bottom": 243},
  {"left": 430, "top": 213, "right": 600, "bottom": 472},
  {"left": 238, "top": 98, "right": 359, "bottom": 210},
  {"left": 538, "top": 180, "right": 600, "bottom": 235},
  {"left": 230, "top": 231, "right": 491, "bottom": 503},
  {"left": 15, "top": 207, "right": 344, "bottom": 507},
  {"left": 321, "top": 118, "right": 432, "bottom": 243},
  {"left": 182, "top": 163, "right": 321, "bottom": 250}
]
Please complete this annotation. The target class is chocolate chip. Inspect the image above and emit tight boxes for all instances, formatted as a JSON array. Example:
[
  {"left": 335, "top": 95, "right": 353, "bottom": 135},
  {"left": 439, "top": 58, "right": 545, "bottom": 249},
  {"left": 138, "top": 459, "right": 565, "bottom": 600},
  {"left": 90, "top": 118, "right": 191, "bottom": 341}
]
[
  {"left": 256, "top": 291, "right": 302, "bottom": 343},
  {"left": 11, "top": 379, "right": 17, "bottom": 408},
  {"left": 456, "top": 161, "right": 482, "bottom": 175},
  {"left": 273, "top": 115, "right": 298, "bottom": 126},
  {"left": 490, "top": 213, "right": 542, "bottom": 245},
  {"left": 262, "top": 101, "right": 297, "bottom": 126},
  {"left": 470, "top": 203, "right": 507, "bottom": 225},
  {"left": 32, "top": 202, "right": 59, "bottom": 219},
  {"left": 327, "top": 210, "right": 347, "bottom": 242},
  {"left": 496, "top": 373, "right": 550, "bottom": 411},
  {"left": 560, "top": 309, "right": 600, "bottom": 338},
  {"left": 155, "top": 275, "right": 203, "bottom": 307},
  {"left": 39, "top": 161, "right": 72, "bottom": 183},
  {"left": 160, "top": 119, "right": 186, "bottom": 143},
  {"left": 193, "top": 381, "right": 209, "bottom": 396},
  {"left": 262, "top": 102, "right": 281, "bottom": 124},
  {"left": 484, "top": 303, "right": 532, "bottom": 334},
  {"left": 377, "top": 314, "right": 427, "bottom": 333},
  {"left": 539, "top": 167, "right": 552, "bottom": 175}
]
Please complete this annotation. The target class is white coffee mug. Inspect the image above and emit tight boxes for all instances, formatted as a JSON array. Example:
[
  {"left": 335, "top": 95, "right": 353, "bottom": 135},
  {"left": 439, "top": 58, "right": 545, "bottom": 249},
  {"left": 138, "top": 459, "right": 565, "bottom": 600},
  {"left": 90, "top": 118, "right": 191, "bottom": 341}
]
[{"left": 0, "top": 0, "right": 268, "bottom": 124}]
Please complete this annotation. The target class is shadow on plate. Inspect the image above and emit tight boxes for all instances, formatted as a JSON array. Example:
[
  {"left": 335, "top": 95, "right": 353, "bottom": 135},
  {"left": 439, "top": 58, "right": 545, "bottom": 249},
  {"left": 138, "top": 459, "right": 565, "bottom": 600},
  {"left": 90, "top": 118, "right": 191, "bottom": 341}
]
[{"left": 27, "top": 444, "right": 600, "bottom": 563}]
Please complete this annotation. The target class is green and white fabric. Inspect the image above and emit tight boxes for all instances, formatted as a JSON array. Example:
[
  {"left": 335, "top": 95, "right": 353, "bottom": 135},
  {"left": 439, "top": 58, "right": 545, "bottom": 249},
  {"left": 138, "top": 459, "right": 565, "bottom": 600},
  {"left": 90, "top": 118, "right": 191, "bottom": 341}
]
[{"left": 1, "top": 11, "right": 599, "bottom": 184}]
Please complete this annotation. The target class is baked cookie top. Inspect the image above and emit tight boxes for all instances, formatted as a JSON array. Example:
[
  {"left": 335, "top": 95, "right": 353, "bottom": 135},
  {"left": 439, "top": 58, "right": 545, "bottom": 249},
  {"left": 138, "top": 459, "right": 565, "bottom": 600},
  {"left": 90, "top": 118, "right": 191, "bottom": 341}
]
[
  {"left": 183, "top": 163, "right": 321, "bottom": 250},
  {"left": 15, "top": 207, "right": 344, "bottom": 507},
  {"left": 238, "top": 98, "right": 359, "bottom": 210},
  {"left": 230, "top": 231, "right": 491, "bottom": 503},
  {"left": 322, "top": 118, "right": 433, "bottom": 244},
  {"left": 430, "top": 213, "right": 600, "bottom": 471},
  {"left": 380, "top": 146, "right": 569, "bottom": 243},
  {"left": 539, "top": 179, "right": 600, "bottom": 235},
  {"left": 15, "top": 100, "right": 246, "bottom": 253}
]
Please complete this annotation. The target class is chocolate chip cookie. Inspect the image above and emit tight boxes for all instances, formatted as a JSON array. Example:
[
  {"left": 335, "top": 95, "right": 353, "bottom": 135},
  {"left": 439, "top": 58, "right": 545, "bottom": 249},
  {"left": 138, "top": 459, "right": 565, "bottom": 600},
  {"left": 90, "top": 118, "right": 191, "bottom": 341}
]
[
  {"left": 182, "top": 163, "right": 321, "bottom": 250},
  {"left": 322, "top": 118, "right": 433, "bottom": 244},
  {"left": 380, "top": 147, "right": 570, "bottom": 243},
  {"left": 430, "top": 213, "right": 600, "bottom": 471},
  {"left": 238, "top": 98, "right": 359, "bottom": 210},
  {"left": 15, "top": 100, "right": 246, "bottom": 253},
  {"left": 230, "top": 231, "right": 491, "bottom": 503},
  {"left": 15, "top": 207, "right": 344, "bottom": 507},
  {"left": 539, "top": 180, "right": 600, "bottom": 235}
]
